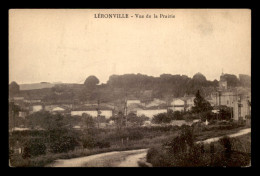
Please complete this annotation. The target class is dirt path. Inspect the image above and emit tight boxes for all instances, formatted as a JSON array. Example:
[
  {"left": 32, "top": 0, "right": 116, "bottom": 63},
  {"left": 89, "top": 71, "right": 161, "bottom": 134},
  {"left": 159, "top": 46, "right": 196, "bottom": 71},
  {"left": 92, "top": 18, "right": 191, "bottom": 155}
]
[
  {"left": 48, "top": 128, "right": 251, "bottom": 167},
  {"left": 116, "top": 150, "right": 148, "bottom": 167},
  {"left": 197, "top": 128, "right": 251, "bottom": 144},
  {"left": 48, "top": 149, "right": 148, "bottom": 167}
]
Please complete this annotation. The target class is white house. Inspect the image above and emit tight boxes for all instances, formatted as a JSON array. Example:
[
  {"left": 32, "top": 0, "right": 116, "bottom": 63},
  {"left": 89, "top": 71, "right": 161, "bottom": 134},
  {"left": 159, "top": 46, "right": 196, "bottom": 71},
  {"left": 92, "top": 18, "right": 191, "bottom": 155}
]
[
  {"left": 185, "top": 97, "right": 195, "bottom": 110},
  {"left": 170, "top": 96, "right": 195, "bottom": 112},
  {"left": 233, "top": 99, "right": 251, "bottom": 121},
  {"left": 170, "top": 98, "right": 185, "bottom": 112},
  {"left": 127, "top": 100, "right": 141, "bottom": 106},
  {"left": 52, "top": 107, "right": 66, "bottom": 112},
  {"left": 13, "top": 97, "right": 25, "bottom": 101},
  {"left": 136, "top": 109, "right": 167, "bottom": 119},
  {"left": 145, "top": 98, "right": 166, "bottom": 108},
  {"left": 31, "top": 105, "right": 43, "bottom": 113},
  {"left": 71, "top": 110, "right": 113, "bottom": 119}
]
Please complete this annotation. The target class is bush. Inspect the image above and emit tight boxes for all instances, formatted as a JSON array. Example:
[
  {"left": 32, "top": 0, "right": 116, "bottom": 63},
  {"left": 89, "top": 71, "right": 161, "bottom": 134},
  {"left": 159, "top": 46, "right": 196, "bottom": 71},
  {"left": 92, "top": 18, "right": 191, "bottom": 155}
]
[
  {"left": 146, "top": 147, "right": 172, "bottom": 167},
  {"left": 82, "top": 136, "right": 96, "bottom": 149},
  {"left": 152, "top": 113, "right": 171, "bottom": 124},
  {"left": 22, "top": 139, "right": 46, "bottom": 158},
  {"left": 127, "top": 130, "right": 144, "bottom": 140},
  {"left": 219, "top": 136, "right": 232, "bottom": 158},
  {"left": 146, "top": 147, "right": 160, "bottom": 163},
  {"left": 95, "top": 141, "right": 110, "bottom": 149},
  {"left": 163, "top": 126, "right": 194, "bottom": 155},
  {"left": 50, "top": 136, "right": 79, "bottom": 153}
]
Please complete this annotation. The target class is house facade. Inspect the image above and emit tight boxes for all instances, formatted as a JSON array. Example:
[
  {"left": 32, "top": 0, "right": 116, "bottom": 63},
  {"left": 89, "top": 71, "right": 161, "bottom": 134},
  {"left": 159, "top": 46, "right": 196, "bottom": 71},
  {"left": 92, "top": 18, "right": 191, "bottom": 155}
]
[
  {"left": 136, "top": 109, "right": 167, "bottom": 119},
  {"left": 210, "top": 73, "right": 251, "bottom": 121},
  {"left": 145, "top": 98, "right": 167, "bottom": 108},
  {"left": 169, "top": 97, "right": 195, "bottom": 112},
  {"left": 126, "top": 100, "right": 142, "bottom": 106},
  {"left": 170, "top": 98, "right": 185, "bottom": 112},
  {"left": 232, "top": 95, "right": 251, "bottom": 121},
  {"left": 71, "top": 110, "right": 112, "bottom": 119},
  {"left": 30, "top": 105, "right": 43, "bottom": 113}
]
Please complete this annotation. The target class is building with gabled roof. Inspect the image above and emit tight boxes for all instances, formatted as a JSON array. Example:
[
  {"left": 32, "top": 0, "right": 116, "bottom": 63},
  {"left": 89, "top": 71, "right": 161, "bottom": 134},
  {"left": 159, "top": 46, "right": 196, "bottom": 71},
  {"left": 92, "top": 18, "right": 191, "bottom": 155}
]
[{"left": 71, "top": 105, "right": 113, "bottom": 119}]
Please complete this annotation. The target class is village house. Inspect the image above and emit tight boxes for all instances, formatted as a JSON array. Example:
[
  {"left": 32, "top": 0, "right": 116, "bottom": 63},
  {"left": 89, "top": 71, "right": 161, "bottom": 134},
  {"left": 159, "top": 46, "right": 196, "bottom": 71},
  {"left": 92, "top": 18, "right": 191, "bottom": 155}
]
[
  {"left": 10, "top": 97, "right": 26, "bottom": 107},
  {"left": 43, "top": 104, "right": 71, "bottom": 115},
  {"left": 24, "top": 99, "right": 41, "bottom": 103},
  {"left": 145, "top": 98, "right": 167, "bottom": 108},
  {"left": 18, "top": 111, "right": 28, "bottom": 118},
  {"left": 168, "top": 95, "right": 195, "bottom": 112},
  {"left": 71, "top": 105, "right": 113, "bottom": 119},
  {"left": 170, "top": 98, "right": 185, "bottom": 112},
  {"left": 210, "top": 73, "right": 251, "bottom": 121},
  {"left": 12, "top": 97, "right": 25, "bottom": 101},
  {"left": 232, "top": 92, "right": 251, "bottom": 121},
  {"left": 126, "top": 99, "right": 142, "bottom": 106},
  {"left": 127, "top": 103, "right": 144, "bottom": 115},
  {"left": 29, "top": 104, "right": 43, "bottom": 114}
]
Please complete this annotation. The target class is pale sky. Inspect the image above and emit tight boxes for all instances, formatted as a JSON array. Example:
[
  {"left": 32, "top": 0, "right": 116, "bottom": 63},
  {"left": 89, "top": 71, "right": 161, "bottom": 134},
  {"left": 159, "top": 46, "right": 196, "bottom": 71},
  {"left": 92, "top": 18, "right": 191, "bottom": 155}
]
[{"left": 9, "top": 9, "right": 251, "bottom": 84}]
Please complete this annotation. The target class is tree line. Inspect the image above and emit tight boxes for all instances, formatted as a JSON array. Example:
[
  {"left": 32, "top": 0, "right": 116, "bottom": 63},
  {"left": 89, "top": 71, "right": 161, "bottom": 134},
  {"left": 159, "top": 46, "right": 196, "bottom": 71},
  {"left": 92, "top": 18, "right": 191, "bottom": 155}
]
[{"left": 9, "top": 72, "right": 250, "bottom": 103}]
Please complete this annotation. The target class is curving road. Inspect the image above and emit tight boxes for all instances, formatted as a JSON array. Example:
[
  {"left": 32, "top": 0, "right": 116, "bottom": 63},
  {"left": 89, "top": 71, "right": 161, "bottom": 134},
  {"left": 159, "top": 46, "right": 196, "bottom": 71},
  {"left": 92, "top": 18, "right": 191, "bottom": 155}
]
[
  {"left": 48, "top": 128, "right": 250, "bottom": 167},
  {"left": 197, "top": 128, "right": 251, "bottom": 144},
  {"left": 48, "top": 149, "right": 148, "bottom": 167}
]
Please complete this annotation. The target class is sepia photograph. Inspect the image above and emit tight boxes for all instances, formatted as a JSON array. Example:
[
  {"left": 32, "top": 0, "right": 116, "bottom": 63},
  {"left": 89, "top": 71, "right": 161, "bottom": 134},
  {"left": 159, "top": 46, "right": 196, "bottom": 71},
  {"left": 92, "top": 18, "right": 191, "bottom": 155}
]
[{"left": 8, "top": 9, "right": 251, "bottom": 167}]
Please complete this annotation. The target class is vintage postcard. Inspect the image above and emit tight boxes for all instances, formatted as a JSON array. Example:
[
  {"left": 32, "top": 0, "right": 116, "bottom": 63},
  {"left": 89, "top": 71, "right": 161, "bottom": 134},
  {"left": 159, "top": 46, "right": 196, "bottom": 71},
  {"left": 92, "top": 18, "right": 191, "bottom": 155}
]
[{"left": 9, "top": 9, "right": 251, "bottom": 167}]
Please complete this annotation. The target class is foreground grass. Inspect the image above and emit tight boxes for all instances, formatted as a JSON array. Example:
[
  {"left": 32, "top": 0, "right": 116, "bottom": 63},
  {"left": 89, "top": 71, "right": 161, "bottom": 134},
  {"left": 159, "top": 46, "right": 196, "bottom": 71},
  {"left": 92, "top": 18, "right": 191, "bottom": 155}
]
[
  {"left": 10, "top": 124, "right": 248, "bottom": 167},
  {"left": 146, "top": 132, "right": 251, "bottom": 167}
]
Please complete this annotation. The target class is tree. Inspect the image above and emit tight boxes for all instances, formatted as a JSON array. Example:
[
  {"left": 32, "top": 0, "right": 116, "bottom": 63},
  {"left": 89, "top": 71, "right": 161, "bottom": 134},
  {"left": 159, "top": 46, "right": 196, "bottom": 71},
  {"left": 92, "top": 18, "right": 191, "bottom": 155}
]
[
  {"left": 22, "top": 138, "right": 46, "bottom": 158},
  {"left": 152, "top": 113, "right": 171, "bottom": 124},
  {"left": 82, "top": 113, "right": 95, "bottom": 129},
  {"left": 9, "top": 102, "right": 21, "bottom": 129},
  {"left": 50, "top": 135, "right": 79, "bottom": 153},
  {"left": 192, "top": 90, "right": 212, "bottom": 114},
  {"left": 9, "top": 81, "right": 20, "bottom": 95},
  {"left": 220, "top": 74, "right": 240, "bottom": 87},
  {"left": 218, "top": 106, "right": 232, "bottom": 120},
  {"left": 84, "top": 76, "right": 99, "bottom": 88},
  {"left": 127, "top": 113, "right": 149, "bottom": 126},
  {"left": 110, "top": 111, "right": 125, "bottom": 129},
  {"left": 239, "top": 74, "right": 251, "bottom": 87},
  {"left": 192, "top": 73, "right": 207, "bottom": 83}
]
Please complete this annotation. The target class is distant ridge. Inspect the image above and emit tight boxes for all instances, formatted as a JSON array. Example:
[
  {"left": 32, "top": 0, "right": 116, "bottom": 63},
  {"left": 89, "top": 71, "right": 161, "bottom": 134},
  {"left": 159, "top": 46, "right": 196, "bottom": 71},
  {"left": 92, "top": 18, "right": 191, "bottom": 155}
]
[{"left": 20, "top": 82, "right": 57, "bottom": 90}]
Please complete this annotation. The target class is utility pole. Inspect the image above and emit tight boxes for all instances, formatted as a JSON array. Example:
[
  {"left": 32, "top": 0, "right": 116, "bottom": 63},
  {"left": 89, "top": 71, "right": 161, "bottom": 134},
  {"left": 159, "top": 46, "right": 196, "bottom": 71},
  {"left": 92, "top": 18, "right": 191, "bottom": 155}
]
[
  {"left": 124, "top": 94, "right": 127, "bottom": 127},
  {"left": 218, "top": 91, "right": 221, "bottom": 106},
  {"left": 97, "top": 99, "right": 100, "bottom": 129},
  {"left": 238, "top": 95, "right": 242, "bottom": 121},
  {"left": 10, "top": 102, "right": 16, "bottom": 132}
]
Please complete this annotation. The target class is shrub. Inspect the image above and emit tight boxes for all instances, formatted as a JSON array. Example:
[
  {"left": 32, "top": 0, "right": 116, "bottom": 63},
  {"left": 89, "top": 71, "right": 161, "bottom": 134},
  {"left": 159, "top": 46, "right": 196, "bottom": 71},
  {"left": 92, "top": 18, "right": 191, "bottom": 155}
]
[
  {"left": 146, "top": 147, "right": 160, "bottom": 163},
  {"left": 152, "top": 113, "right": 171, "bottom": 124},
  {"left": 163, "top": 126, "right": 194, "bottom": 155},
  {"left": 127, "top": 130, "right": 144, "bottom": 140},
  {"left": 22, "top": 139, "right": 46, "bottom": 158},
  {"left": 95, "top": 141, "right": 110, "bottom": 149},
  {"left": 146, "top": 147, "right": 172, "bottom": 167},
  {"left": 219, "top": 136, "right": 232, "bottom": 158},
  {"left": 50, "top": 136, "right": 79, "bottom": 153},
  {"left": 82, "top": 136, "right": 96, "bottom": 149}
]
